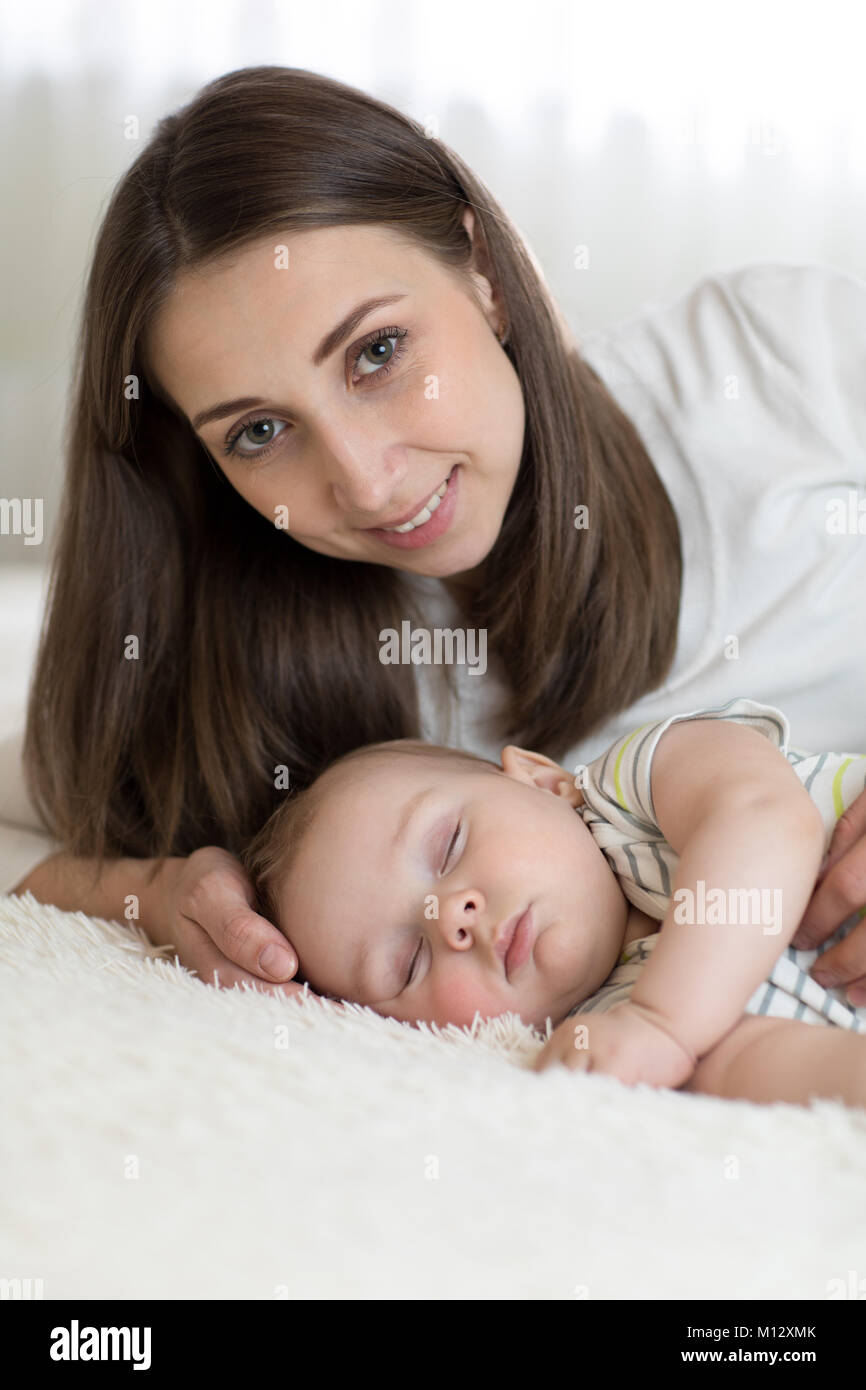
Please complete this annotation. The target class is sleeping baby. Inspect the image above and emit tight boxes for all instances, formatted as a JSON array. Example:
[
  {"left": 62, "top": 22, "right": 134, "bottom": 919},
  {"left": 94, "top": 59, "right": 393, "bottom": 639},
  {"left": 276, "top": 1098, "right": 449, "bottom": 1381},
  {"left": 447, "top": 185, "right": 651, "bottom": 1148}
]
[{"left": 239, "top": 697, "right": 866, "bottom": 1109}]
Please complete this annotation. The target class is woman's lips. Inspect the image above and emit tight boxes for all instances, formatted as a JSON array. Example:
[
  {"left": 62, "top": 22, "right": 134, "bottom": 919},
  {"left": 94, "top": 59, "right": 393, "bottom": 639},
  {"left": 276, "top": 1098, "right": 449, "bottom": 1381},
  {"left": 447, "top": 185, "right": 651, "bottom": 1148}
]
[{"left": 363, "top": 466, "right": 459, "bottom": 550}]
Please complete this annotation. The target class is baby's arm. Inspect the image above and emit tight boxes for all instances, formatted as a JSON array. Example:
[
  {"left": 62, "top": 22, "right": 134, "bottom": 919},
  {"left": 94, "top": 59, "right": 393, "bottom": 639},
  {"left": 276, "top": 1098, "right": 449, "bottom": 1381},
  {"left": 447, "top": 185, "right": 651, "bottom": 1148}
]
[
  {"left": 682, "top": 1012, "right": 866, "bottom": 1109},
  {"left": 628, "top": 718, "right": 825, "bottom": 1067}
]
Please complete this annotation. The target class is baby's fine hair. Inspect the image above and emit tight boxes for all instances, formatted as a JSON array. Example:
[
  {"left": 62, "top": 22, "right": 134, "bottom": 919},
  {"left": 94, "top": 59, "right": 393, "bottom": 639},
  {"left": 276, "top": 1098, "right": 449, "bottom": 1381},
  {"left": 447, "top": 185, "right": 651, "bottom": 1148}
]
[{"left": 239, "top": 739, "right": 501, "bottom": 980}]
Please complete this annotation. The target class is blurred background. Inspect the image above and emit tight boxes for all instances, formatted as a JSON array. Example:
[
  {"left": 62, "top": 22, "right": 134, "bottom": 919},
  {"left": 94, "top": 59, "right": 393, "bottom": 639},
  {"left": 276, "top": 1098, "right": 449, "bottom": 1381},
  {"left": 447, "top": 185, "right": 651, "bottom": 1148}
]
[{"left": 1, "top": 0, "right": 865, "bottom": 722}]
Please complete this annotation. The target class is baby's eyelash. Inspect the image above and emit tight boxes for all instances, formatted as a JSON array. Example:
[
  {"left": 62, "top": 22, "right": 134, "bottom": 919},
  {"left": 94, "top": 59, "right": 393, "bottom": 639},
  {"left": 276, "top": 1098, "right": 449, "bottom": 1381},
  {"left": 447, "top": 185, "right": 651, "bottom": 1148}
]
[
  {"left": 404, "top": 820, "right": 463, "bottom": 989},
  {"left": 442, "top": 821, "right": 462, "bottom": 870},
  {"left": 405, "top": 939, "right": 423, "bottom": 988}
]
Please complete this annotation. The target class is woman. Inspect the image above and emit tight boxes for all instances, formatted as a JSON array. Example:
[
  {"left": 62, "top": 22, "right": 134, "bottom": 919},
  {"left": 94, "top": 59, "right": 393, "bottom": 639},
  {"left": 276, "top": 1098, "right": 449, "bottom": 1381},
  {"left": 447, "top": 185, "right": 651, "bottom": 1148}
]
[{"left": 7, "top": 65, "right": 866, "bottom": 1003}]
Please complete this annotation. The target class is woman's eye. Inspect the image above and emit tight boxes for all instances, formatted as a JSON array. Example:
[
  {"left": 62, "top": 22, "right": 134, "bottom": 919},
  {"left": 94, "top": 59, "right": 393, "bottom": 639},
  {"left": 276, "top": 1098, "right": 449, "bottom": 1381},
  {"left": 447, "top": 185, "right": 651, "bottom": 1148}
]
[
  {"left": 221, "top": 327, "right": 409, "bottom": 462},
  {"left": 352, "top": 328, "right": 408, "bottom": 379},
  {"left": 223, "top": 417, "right": 287, "bottom": 460}
]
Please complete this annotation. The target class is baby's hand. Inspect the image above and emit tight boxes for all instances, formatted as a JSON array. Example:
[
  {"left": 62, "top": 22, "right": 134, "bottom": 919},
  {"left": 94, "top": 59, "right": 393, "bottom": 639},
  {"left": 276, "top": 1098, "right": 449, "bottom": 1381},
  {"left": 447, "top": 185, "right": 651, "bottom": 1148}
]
[{"left": 531, "top": 1001, "right": 697, "bottom": 1089}]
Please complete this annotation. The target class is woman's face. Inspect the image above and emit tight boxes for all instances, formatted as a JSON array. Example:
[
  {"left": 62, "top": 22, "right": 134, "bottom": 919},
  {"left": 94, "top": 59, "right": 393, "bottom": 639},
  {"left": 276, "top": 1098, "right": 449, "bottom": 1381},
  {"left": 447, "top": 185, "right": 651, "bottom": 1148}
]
[{"left": 144, "top": 214, "right": 526, "bottom": 581}]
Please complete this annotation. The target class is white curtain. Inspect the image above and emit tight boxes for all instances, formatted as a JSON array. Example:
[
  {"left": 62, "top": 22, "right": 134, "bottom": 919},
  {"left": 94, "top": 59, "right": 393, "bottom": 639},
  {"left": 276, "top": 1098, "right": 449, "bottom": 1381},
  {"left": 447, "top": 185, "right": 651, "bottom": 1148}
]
[{"left": 2, "top": 0, "right": 865, "bottom": 564}]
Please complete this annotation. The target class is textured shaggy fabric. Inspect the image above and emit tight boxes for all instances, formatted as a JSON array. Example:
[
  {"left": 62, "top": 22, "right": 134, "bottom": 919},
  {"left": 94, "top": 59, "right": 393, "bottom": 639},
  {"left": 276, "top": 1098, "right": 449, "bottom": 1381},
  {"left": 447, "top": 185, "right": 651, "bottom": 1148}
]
[{"left": 2, "top": 890, "right": 866, "bottom": 1300}]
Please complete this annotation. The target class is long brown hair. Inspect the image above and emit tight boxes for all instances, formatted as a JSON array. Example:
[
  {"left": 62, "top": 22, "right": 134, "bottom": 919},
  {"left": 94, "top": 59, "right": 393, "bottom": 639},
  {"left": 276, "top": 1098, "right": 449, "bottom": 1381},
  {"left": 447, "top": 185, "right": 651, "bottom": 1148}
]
[{"left": 23, "top": 65, "right": 681, "bottom": 873}]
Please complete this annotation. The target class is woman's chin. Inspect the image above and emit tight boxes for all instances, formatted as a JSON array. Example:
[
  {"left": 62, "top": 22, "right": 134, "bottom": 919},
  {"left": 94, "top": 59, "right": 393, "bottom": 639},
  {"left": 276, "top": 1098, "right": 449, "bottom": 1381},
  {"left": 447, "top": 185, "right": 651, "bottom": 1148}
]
[{"left": 410, "top": 537, "right": 496, "bottom": 583}]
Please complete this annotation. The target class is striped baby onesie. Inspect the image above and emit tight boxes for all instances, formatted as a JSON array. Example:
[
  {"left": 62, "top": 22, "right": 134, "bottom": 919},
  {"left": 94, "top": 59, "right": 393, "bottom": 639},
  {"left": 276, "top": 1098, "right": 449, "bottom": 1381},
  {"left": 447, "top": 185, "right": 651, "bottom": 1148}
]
[{"left": 569, "top": 696, "right": 866, "bottom": 1032}]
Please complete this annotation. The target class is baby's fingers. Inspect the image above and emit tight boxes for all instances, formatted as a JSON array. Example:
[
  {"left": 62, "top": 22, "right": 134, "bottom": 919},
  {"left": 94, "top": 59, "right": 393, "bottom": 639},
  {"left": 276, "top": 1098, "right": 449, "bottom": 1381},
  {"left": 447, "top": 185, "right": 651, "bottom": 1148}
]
[
  {"left": 532, "top": 1041, "right": 558, "bottom": 1073},
  {"left": 532, "top": 1039, "right": 591, "bottom": 1074}
]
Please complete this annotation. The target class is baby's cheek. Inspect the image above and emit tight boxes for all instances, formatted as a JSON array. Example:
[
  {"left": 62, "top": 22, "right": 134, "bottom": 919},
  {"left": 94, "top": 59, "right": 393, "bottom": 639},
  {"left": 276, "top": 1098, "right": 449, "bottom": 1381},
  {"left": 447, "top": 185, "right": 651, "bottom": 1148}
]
[{"left": 431, "top": 964, "right": 512, "bottom": 1029}]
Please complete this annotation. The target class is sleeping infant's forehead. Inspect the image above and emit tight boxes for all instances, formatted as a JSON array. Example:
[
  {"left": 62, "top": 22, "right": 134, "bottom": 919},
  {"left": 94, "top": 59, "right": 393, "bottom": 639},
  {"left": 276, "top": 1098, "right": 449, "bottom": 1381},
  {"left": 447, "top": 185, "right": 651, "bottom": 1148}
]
[
  {"left": 323, "top": 746, "right": 483, "bottom": 794},
  {"left": 313, "top": 747, "right": 498, "bottom": 831}
]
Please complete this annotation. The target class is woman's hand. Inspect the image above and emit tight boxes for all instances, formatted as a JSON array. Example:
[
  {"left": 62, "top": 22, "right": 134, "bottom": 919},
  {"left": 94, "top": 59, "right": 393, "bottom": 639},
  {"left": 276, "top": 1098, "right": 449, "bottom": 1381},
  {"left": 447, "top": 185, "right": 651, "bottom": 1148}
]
[
  {"left": 791, "top": 787, "right": 866, "bottom": 1006},
  {"left": 531, "top": 1000, "right": 697, "bottom": 1089},
  {"left": 151, "top": 846, "right": 327, "bottom": 1001}
]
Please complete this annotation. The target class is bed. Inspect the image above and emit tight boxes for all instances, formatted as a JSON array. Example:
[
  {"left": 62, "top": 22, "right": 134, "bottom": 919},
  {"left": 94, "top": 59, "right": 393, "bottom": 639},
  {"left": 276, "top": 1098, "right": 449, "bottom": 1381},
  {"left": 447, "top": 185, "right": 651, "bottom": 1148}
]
[{"left": 2, "top": 564, "right": 865, "bottom": 1299}]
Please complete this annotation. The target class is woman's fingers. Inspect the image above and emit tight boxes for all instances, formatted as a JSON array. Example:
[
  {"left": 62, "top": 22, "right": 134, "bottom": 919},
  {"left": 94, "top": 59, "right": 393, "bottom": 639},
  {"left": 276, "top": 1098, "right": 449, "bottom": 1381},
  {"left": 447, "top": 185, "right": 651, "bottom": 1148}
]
[
  {"left": 793, "top": 857, "right": 866, "bottom": 954},
  {"left": 820, "top": 785, "right": 866, "bottom": 883},
  {"left": 177, "top": 919, "right": 307, "bottom": 997},
  {"left": 811, "top": 938, "right": 866, "bottom": 1005},
  {"left": 791, "top": 789, "right": 866, "bottom": 952},
  {"left": 183, "top": 920, "right": 349, "bottom": 1006},
  {"left": 216, "top": 905, "right": 299, "bottom": 982},
  {"left": 179, "top": 848, "right": 299, "bottom": 982}
]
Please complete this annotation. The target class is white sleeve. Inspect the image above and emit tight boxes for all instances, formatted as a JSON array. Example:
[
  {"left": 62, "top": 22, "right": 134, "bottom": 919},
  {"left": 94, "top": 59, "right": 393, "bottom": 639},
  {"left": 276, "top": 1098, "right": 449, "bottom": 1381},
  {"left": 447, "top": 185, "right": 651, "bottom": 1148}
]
[
  {"left": 0, "top": 726, "right": 61, "bottom": 893},
  {"left": 722, "top": 260, "right": 866, "bottom": 460}
]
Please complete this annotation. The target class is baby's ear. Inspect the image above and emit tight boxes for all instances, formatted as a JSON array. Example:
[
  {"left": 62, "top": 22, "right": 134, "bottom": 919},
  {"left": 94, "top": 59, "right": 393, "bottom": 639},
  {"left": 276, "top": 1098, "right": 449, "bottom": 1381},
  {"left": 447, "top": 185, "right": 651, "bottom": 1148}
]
[{"left": 500, "top": 745, "right": 577, "bottom": 798}]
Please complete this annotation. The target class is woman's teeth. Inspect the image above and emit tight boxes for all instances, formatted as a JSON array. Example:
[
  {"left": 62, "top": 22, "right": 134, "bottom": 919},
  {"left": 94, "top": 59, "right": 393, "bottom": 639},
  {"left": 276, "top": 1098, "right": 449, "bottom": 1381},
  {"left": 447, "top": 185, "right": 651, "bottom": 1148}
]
[{"left": 382, "top": 476, "right": 449, "bottom": 533}]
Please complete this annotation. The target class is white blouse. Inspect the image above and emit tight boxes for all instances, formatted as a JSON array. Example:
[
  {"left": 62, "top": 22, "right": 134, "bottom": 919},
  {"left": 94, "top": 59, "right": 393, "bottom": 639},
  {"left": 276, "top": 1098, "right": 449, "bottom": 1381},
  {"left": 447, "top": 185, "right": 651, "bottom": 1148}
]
[
  {"left": 406, "top": 261, "right": 866, "bottom": 774},
  {"left": 2, "top": 261, "right": 865, "bottom": 892}
]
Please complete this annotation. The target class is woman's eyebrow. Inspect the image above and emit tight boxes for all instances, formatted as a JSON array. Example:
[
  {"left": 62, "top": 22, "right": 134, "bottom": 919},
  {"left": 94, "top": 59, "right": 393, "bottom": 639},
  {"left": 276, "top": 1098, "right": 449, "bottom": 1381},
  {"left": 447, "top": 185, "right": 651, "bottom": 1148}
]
[
  {"left": 190, "top": 292, "right": 408, "bottom": 432},
  {"left": 312, "top": 292, "right": 407, "bottom": 367}
]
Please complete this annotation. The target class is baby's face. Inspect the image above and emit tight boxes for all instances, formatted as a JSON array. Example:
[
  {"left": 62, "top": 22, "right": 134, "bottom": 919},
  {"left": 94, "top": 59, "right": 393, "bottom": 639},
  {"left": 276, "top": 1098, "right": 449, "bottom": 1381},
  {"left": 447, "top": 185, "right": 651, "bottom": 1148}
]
[{"left": 276, "top": 746, "right": 628, "bottom": 1030}]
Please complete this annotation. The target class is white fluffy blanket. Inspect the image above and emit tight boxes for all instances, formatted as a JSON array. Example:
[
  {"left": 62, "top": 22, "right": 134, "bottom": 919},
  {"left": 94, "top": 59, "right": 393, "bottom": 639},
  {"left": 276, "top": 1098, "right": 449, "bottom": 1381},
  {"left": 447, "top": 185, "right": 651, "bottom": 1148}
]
[{"left": 2, "top": 889, "right": 866, "bottom": 1300}]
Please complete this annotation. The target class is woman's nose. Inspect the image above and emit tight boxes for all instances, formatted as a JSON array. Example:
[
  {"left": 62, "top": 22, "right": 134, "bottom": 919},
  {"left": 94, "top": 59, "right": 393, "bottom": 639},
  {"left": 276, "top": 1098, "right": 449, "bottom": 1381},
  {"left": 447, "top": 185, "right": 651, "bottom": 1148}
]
[{"left": 321, "top": 429, "right": 408, "bottom": 517}]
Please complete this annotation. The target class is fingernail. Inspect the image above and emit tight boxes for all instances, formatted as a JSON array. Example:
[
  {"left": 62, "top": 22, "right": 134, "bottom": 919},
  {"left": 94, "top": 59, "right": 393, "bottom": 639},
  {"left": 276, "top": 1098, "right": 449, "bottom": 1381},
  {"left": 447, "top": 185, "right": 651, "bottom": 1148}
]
[
  {"left": 847, "top": 985, "right": 866, "bottom": 1007},
  {"left": 813, "top": 969, "right": 836, "bottom": 988},
  {"left": 259, "top": 944, "right": 296, "bottom": 979}
]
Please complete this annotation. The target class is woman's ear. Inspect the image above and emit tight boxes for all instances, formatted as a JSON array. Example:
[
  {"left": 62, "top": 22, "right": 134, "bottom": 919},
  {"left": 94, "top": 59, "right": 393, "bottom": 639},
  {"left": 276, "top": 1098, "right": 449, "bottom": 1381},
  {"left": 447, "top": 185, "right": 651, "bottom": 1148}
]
[
  {"left": 460, "top": 207, "right": 503, "bottom": 334},
  {"left": 500, "top": 746, "right": 583, "bottom": 806}
]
